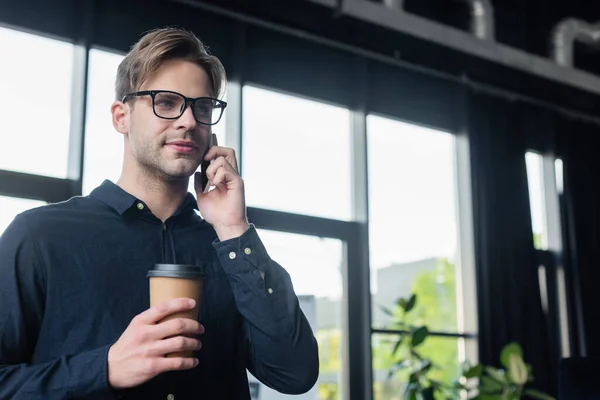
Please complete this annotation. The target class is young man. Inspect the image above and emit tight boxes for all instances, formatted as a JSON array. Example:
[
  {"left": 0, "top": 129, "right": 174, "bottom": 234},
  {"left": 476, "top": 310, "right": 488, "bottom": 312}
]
[{"left": 0, "top": 28, "right": 319, "bottom": 399}]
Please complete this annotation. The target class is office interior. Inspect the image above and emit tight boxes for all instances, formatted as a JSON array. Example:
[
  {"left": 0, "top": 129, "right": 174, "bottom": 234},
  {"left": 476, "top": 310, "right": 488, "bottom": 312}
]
[{"left": 1, "top": 0, "right": 600, "bottom": 398}]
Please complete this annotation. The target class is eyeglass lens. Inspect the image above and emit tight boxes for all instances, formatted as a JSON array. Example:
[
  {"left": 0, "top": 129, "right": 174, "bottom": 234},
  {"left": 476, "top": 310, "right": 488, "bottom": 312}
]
[{"left": 153, "top": 92, "right": 223, "bottom": 125}]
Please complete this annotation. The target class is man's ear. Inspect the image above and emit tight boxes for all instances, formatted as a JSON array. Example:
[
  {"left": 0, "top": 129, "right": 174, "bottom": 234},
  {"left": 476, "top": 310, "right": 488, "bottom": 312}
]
[{"left": 111, "top": 101, "right": 129, "bottom": 135}]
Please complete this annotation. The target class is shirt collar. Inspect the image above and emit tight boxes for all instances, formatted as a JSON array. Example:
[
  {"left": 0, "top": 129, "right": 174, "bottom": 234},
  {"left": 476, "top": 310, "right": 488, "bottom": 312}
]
[{"left": 89, "top": 180, "right": 199, "bottom": 216}]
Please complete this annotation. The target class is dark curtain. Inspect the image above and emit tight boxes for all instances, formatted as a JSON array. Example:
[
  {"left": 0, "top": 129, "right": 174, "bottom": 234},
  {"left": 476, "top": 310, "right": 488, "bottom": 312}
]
[
  {"left": 556, "top": 116, "right": 600, "bottom": 358},
  {"left": 467, "top": 90, "right": 555, "bottom": 395}
]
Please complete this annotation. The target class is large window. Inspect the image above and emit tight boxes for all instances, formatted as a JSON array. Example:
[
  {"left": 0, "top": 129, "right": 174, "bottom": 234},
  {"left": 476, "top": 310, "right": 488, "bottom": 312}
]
[
  {"left": 241, "top": 86, "right": 354, "bottom": 398},
  {"left": 0, "top": 27, "right": 74, "bottom": 178},
  {"left": 248, "top": 230, "right": 345, "bottom": 399},
  {"left": 367, "top": 115, "right": 472, "bottom": 398},
  {"left": 0, "top": 196, "right": 46, "bottom": 236},
  {"left": 242, "top": 85, "right": 352, "bottom": 221}
]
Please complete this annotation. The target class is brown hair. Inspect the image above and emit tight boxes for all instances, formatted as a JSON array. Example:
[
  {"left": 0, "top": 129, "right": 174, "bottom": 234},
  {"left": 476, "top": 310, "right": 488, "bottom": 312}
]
[{"left": 115, "top": 27, "right": 226, "bottom": 101}]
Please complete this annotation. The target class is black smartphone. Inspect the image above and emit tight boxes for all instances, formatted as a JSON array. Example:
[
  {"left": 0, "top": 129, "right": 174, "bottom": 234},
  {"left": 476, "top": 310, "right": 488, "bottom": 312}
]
[{"left": 200, "top": 134, "right": 214, "bottom": 193}]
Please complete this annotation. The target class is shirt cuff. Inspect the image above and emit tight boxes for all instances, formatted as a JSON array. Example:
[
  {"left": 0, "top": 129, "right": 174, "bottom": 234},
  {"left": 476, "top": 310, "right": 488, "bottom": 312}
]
[
  {"left": 67, "top": 344, "right": 115, "bottom": 398},
  {"left": 212, "top": 224, "right": 270, "bottom": 273}
]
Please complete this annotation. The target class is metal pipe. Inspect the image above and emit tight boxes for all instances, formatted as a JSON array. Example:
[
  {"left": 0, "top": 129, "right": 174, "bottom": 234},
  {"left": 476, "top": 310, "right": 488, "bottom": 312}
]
[
  {"left": 383, "top": 0, "right": 404, "bottom": 10},
  {"left": 381, "top": 0, "right": 494, "bottom": 40},
  {"left": 552, "top": 18, "right": 600, "bottom": 67},
  {"left": 467, "top": 0, "right": 495, "bottom": 41}
]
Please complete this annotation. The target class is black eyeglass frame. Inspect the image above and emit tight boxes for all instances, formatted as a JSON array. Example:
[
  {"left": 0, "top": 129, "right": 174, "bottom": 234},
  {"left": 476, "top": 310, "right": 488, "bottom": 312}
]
[{"left": 121, "top": 90, "right": 227, "bottom": 126}]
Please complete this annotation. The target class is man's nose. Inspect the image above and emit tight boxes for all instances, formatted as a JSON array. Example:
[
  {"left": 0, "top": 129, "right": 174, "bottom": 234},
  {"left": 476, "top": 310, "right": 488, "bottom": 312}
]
[{"left": 177, "top": 103, "right": 197, "bottom": 130}]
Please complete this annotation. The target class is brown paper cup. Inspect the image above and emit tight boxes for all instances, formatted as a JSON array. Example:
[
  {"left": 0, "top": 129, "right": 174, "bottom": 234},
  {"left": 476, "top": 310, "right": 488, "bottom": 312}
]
[{"left": 147, "top": 264, "right": 204, "bottom": 358}]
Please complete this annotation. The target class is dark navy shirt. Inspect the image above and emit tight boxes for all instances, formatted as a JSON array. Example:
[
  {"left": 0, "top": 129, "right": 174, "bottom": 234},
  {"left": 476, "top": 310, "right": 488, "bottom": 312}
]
[{"left": 0, "top": 180, "right": 318, "bottom": 399}]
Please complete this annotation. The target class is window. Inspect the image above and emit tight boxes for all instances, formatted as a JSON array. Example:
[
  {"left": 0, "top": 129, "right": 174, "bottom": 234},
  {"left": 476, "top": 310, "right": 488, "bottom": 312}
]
[
  {"left": 83, "top": 49, "right": 227, "bottom": 196},
  {"left": 525, "top": 152, "right": 568, "bottom": 355},
  {"left": 0, "top": 196, "right": 46, "bottom": 236},
  {"left": 525, "top": 152, "right": 548, "bottom": 250},
  {"left": 242, "top": 86, "right": 352, "bottom": 220},
  {"left": 555, "top": 158, "right": 564, "bottom": 195},
  {"left": 82, "top": 49, "right": 125, "bottom": 195},
  {"left": 0, "top": 27, "right": 74, "bottom": 178},
  {"left": 367, "top": 115, "right": 472, "bottom": 399},
  {"left": 248, "top": 229, "right": 345, "bottom": 399}
]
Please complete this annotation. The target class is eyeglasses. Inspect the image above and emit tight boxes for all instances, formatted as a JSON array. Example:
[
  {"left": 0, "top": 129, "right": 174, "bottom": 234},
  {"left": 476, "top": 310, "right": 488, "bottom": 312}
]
[{"left": 122, "top": 90, "right": 227, "bottom": 126}]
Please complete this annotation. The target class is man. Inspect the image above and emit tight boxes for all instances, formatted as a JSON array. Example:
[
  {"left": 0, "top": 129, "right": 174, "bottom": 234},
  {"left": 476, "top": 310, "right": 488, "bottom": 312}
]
[{"left": 0, "top": 28, "right": 319, "bottom": 399}]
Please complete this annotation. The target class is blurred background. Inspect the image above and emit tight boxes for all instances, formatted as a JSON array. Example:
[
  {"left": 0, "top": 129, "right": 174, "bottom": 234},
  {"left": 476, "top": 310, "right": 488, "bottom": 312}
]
[{"left": 2, "top": 0, "right": 600, "bottom": 399}]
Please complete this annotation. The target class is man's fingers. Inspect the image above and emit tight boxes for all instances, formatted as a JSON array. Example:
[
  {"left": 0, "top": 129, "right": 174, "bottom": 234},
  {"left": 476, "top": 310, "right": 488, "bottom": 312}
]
[
  {"left": 155, "top": 356, "right": 200, "bottom": 373},
  {"left": 206, "top": 157, "right": 236, "bottom": 181},
  {"left": 135, "top": 298, "right": 196, "bottom": 325},
  {"left": 151, "top": 336, "right": 203, "bottom": 357},
  {"left": 211, "top": 167, "right": 229, "bottom": 190},
  {"left": 150, "top": 318, "right": 204, "bottom": 340},
  {"left": 204, "top": 146, "right": 239, "bottom": 174}
]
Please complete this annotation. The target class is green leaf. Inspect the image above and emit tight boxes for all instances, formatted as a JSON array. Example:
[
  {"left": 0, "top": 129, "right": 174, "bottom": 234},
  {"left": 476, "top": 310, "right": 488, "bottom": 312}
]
[
  {"left": 392, "top": 335, "right": 405, "bottom": 356},
  {"left": 479, "top": 376, "right": 504, "bottom": 393},
  {"left": 485, "top": 367, "right": 507, "bottom": 384},
  {"left": 411, "top": 349, "right": 424, "bottom": 360},
  {"left": 379, "top": 305, "right": 395, "bottom": 317},
  {"left": 464, "top": 364, "right": 483, "bottom": 378},
  {"left": 419, "top": 359, "right": 432, "bottom": 374},
  {"left": 508, "top": 353, "right": 528, "bottom": 384},
  {"left": 420, "top": 386, "right": 435, "bottom": 400},
  {"left": 409, "top": 371, "right": 420, "bottom": 383},
  {"left": 405, "top": 294, "right": 417, "bottom": 312},
  {"left": 403, "top": 382, "right": 419, "bottom": 400},
  {"left": 388, "top": 359, "right": 411, "bottom": 379},
  {"left": 411, "top": 326, "right": 429, "bottom": 347},
  {"left": 451, "top": 380, "right": 466, "bottom": 389},
  {"left": 500, "top": 342, "right": 523, "bottom": 369},
  {"left": 391, "top": 320, "right": 407, "bottom": 329},
  {"left": 524, "top": 389, "right": 556, "bottom": 400},
  {"left": 429, "top": 379, "right": 443, "bottom": 389},
  {"left": 398, "top": 297, "right": 407, "bottom": 311},
  {"left": 460, "top": 360, "right": 472, "bottom": 374}
]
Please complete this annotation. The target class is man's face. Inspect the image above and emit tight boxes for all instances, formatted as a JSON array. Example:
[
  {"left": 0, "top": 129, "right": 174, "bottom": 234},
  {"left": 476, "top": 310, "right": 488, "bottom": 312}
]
[{"left": 118, "top": 59, "right": 213, "bottom": 181}]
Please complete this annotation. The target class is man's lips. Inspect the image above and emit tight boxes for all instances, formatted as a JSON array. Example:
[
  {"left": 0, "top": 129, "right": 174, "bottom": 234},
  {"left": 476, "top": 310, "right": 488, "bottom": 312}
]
[{"left": 165, "top": 141, "right": 198, "bottom": 153}]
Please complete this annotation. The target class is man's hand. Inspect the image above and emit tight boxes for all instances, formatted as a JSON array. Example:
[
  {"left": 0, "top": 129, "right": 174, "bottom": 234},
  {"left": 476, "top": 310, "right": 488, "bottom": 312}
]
[
  {"left": 107, "top": 298, "right": 204, "bottom": 390},
  {"left": 194, "top": 134, "right": 249, "bottom": 241}
]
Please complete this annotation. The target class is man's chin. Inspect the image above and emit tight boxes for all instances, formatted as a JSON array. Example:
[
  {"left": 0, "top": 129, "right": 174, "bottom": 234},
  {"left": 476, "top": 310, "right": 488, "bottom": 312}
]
[{"left": 165, "top": 160, "right": 201, "bottom": 177}]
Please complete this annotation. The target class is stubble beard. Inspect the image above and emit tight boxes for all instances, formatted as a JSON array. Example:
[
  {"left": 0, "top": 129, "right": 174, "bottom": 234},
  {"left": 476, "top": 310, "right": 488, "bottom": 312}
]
[{"left": 135, "top": 141, "right": 200, "bottom": 185}]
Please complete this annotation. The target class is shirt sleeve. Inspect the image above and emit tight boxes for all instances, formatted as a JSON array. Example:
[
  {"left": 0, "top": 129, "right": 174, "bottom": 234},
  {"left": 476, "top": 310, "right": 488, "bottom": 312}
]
[
  {"left": 0, "top": 214, "right": 114, "bottom": 400},
  {"left": 212, "top": 224, "right": 319, "bottom": 395}
]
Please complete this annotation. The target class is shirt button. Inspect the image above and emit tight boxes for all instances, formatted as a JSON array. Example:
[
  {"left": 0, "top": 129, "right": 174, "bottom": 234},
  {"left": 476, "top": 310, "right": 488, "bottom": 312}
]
[
  {"left": 167, "top": 395, "right": 175, "bottom": 400},
  {"left": 229, "top": 251, "right": 237, "bottom": 260},
  {"left": 136, "top": 203, "right": 144, "bottom": 210},
  {"left": 267, "top": 288, "right": 274, "bottom": 294},
  {"left": 244, "top": 247, "right": 252, "bottom": 255}
]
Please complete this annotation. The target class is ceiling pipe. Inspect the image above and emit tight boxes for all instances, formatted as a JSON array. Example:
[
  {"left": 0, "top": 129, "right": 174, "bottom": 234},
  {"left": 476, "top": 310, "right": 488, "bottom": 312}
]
[
  {"left": 552, "top": 18, "right": 600, "bottom": 68},
  {"left": 382, "top": 0, "right": 494, "bottom": 41}
]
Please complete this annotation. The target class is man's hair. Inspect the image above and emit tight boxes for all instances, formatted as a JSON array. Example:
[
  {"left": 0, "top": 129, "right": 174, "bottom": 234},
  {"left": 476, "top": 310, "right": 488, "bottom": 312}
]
[{"left": 115, "top": 27, "right": 226, "bottom": 101}]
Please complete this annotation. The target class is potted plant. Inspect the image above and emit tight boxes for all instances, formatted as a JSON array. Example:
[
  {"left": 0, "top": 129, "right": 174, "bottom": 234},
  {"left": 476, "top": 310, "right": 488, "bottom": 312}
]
[{"left": 384, "top": 294, "right": 555, "bottom": 400}]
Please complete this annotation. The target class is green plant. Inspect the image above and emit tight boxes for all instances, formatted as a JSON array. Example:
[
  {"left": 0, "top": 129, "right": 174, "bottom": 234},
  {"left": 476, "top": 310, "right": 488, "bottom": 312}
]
[
  {"left": 459, "top": 343, "right": 555, "bottom": 400},
  {"left": 384, "top": 293, "right": 555, "bottom": 400},
  {"left": 382, "top": 294, "right": 458, "bottom": 400}
]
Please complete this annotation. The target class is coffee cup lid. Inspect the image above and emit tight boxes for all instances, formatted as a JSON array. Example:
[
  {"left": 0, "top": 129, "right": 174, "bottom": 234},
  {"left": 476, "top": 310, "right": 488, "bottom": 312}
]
[{"left": 147, "top": 264, "right": 205, "bottom": 279}]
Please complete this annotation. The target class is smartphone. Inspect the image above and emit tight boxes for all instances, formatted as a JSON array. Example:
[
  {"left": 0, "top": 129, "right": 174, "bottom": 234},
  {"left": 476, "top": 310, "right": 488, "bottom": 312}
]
[{"left": 200, "top": 134, "right": 214, "bottom": 193}]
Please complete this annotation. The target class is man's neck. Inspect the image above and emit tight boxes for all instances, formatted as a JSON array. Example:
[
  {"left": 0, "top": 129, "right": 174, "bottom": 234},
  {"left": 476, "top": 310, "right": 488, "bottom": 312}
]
[{"left": 117, "top": 167, "right": 190, "bottom": 222}]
